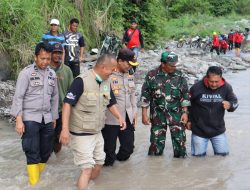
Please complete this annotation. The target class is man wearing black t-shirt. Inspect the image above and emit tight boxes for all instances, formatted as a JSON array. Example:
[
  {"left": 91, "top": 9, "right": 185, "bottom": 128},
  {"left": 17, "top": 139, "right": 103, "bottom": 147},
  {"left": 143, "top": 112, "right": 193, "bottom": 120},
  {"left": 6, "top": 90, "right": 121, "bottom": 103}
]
[{"left": 64, "top": 18, "right": 85, "bottom": 77}]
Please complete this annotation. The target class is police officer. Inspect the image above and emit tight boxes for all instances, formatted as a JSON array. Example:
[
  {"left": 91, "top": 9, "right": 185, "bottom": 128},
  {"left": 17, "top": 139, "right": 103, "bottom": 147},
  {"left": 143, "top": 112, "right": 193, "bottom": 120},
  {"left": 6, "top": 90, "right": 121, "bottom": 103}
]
[
  {"left": 102, "top": 48, "right": 139, "bottom": 166},
  {"left": 11, "top": 42, "right": 59, "bottom": 185},
  {"left": 140, "top": 51, "right": 190, "bottom": 157}
]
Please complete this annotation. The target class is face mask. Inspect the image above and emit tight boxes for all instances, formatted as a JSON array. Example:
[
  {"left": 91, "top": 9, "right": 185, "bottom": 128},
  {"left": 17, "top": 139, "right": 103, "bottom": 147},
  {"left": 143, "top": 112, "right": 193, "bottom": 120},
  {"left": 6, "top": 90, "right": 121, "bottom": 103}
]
[{"left": 95, "top": 74, "right": 103, "bottom": 83}]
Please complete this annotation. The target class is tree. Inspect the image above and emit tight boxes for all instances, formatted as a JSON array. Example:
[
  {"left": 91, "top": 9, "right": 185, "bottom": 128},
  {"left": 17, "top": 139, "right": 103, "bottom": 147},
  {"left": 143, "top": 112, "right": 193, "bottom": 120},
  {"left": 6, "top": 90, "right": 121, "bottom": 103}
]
[{"left": 208, "top": 0, "right": 236, "bottom": 16}]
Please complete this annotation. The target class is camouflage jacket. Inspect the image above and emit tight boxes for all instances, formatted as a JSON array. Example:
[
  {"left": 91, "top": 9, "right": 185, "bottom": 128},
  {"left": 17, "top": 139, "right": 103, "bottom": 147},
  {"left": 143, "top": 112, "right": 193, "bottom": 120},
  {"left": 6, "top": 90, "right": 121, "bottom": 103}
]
[{"left": 140, "top": 66, "right": 190, "bottom": 113}]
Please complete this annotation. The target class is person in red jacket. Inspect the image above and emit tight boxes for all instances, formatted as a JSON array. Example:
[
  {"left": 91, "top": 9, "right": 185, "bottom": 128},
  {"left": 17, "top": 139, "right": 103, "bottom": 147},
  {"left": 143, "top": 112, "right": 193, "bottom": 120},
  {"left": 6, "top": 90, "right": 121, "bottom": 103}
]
[
  {"left": 122, "top": 20, "right": 144, "bottom": 73},
  {"left": 220, "top": 38, "right": 229, "bottom": 54},
  {"left": 234, "top": 31, "right": 243, "bottom": 56},
  {"left": 210, "top": 32, "right": 220, "bottom": 55}
]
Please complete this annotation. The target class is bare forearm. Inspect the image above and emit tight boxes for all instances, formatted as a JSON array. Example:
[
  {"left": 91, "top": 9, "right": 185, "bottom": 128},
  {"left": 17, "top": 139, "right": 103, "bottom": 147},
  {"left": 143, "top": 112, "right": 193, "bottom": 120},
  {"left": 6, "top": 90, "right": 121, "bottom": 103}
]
[
  {"left": 62, "top": 103, "right": 71, "bottom": 131},
  {"left": 80, "top": 47, "right": 85, "bottom": 60},
  {"left": 16, "top": 115, "right": 23, "bottom": 123},
  {"left": 142, "top": 107, "right": 148, "bottom": 117}
]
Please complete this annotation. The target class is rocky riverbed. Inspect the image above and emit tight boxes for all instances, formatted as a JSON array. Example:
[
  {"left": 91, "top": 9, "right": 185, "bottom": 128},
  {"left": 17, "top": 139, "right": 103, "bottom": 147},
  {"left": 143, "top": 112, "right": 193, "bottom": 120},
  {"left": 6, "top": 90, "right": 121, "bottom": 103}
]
[{"left": 1, "top": 42, "right": 250, "bottom": 120}]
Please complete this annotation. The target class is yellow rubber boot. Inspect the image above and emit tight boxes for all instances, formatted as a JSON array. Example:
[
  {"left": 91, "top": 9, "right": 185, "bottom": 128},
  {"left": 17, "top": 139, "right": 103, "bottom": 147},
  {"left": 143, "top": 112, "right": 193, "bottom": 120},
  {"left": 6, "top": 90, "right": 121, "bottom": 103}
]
[
  {"left": 38, "top": 163, "right": 46, "bottom": 173},
  {"left": 27, "top": 164, "right": 40, "bottom": 185}
]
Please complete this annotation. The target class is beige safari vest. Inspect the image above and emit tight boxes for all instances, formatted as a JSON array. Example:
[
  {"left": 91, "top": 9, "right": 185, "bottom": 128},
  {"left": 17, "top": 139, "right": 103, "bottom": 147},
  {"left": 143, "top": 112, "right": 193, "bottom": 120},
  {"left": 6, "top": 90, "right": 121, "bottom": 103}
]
[
  {"left": 105, "top": 72, "right": 137, "bottom": 125},
  {"left": 69, "top": 70, "right": 111, "bottom": 134}
]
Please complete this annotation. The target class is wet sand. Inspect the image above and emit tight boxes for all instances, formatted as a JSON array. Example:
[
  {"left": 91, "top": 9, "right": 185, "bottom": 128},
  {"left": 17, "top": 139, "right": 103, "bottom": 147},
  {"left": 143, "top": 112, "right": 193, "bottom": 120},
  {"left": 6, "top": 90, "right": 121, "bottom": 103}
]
[{"left": 0, "top": 69, "right": 250, "bottom": 190}]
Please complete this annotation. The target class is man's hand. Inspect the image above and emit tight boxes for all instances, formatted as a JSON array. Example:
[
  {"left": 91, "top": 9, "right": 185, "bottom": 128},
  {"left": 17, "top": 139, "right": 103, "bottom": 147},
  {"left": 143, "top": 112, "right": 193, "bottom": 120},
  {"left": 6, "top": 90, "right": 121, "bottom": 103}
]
[
  {"left": 118, "top": 117, "right": 126, "bottom": 130},
  {"left": 133, "top": 113, "right": 137, "bottom": 127},
  {"left": 142, "top": 114, "right": 151, "bottom": 125},
  {"left": 16, "top": 116, "right": 25, "bottom": 136},
  {"left": 142, "top": 107, "right": 150, "bottom": 125},
  {"left": 52, "top": 120, "right": 56, "bottom": 128},
  {"left": 141, "top": 48, "right": 145, "bottom": 53},
  {"left": 222, "top": 101, "right": 231, "bottom": 110},
  {"left": 180, "top": 113, "right": 188, "bottom": 125},
  {"left": 186, "top": 121, "right": 192, "bottom": 130},
  {"left": 59, "top": 128, "right": 70, "bottom": 145}
]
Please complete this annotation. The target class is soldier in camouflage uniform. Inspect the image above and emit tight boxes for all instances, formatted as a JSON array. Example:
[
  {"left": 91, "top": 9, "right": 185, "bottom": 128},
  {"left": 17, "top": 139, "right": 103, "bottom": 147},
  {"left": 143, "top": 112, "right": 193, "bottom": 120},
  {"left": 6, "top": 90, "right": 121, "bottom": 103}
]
[{"left": 140, "top": 51, "right": 190, "bottom": 157}]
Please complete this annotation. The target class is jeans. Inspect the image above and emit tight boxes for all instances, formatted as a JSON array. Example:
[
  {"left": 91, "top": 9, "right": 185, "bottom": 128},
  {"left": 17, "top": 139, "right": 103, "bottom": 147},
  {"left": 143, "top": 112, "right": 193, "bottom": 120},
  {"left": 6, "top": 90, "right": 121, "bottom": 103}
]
[
  {"left": 129, "top": 47, "right": 139, "bottom": 58},
  {"left": 129, "top": 47, "right": 139, "bottom": 73},
  {"left": 191, "top": 133, "right": 229, "bottom": 156}
]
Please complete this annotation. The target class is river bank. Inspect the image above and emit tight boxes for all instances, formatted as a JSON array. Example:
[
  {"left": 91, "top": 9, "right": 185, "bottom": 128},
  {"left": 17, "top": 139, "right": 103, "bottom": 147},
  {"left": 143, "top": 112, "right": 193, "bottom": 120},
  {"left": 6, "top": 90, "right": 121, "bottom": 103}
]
[{"left": 1, "top": 44, "right": 250, "bottom": 120}]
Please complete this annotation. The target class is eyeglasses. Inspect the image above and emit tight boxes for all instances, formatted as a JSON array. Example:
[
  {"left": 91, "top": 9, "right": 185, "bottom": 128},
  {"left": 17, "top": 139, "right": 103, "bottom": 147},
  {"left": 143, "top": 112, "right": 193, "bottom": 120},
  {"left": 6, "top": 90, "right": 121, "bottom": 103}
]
[{"left": 50, "top": 24, "right": 58, "bottom": 26}]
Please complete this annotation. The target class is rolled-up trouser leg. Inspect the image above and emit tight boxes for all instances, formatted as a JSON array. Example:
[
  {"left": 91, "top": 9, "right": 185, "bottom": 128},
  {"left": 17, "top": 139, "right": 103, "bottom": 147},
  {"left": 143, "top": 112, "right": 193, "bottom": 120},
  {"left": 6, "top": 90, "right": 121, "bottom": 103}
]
[
  {"left": 117, "top": 117, "right": 135, "bottom": 161},
  {"left": 40, "top": 122, "right": 54, "bottom": 163},
  {"left": 22, "top": 121, "right": 41, "bottom": 164},
  {"left": 169, "top": 123, "right": 187, "bottom": 158}
]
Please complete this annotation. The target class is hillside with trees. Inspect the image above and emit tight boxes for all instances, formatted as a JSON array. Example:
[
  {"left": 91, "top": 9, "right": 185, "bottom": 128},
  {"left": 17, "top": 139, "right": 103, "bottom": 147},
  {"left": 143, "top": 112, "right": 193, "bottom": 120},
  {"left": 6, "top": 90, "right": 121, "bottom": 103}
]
[{"left": 0, "top": 0, "right": 250, "bottom": 77}]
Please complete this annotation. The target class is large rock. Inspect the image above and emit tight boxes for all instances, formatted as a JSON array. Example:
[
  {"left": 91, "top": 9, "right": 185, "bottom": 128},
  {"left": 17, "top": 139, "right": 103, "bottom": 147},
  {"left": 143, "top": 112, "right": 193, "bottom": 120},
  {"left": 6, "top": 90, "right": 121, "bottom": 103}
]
[
  {"left": 242, "top": 56, "right": 250, "bottom": 63},
  {"left": 0, "top": 80, "right": 15, "bottom": 119},
  {"left": 229, "top": 64, "right": 247, "bottom": 70}
]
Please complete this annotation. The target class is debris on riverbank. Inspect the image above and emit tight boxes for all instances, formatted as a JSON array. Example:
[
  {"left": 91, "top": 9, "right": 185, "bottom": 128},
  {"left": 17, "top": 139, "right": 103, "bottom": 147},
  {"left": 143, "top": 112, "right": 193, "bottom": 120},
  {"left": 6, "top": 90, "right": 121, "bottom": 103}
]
[{"left": 1, "top": 42, "right": 250, "bottom": 120}]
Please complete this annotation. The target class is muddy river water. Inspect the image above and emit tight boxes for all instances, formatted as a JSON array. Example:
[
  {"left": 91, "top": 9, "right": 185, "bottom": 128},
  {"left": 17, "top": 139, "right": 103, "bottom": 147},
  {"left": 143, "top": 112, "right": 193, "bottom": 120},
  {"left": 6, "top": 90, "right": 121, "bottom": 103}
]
[{"left": 0, "top": 69, "right": 249, "bottom": 190}]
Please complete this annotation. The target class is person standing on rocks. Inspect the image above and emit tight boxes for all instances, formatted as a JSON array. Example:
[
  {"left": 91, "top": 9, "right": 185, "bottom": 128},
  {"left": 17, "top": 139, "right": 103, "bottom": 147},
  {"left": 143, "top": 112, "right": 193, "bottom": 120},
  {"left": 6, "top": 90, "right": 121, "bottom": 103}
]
[
  {"left": 59, "top": 54, "right": 126, "bottom": 190},
  {"left": 122, "top": 20, "right": 144, "bottom": 73},
  {"left": 41, "top": 19, "right": 65, "bottom": 61},
  {"left": 10, "top": 42, "right": 59, "bottom": 185},
  {"left": 64, "top": 18, "right": 85, "bottom": 77},
  {"left": 49, "top": 43, "right": 73, "bottom": 154},
  {"left": 186, "top": 66, "right": 238, "bottom": 156},
  {"left": 140, "top": 51, "right": 190, "bottom": 157},
  {"left": 228, "top": 29, "right": 234, "bottom": 51},
  {"left": 102, "top": 48, "right": 139, "bottom": 166},
  {"left": 234, "top": 30, "right": 244, "bottom": 56},
  {"left": 220, "top": 38, "right": 229, "bottom": 54},
  {"left": 210, "top": 32, "right": 220, "bottom": 56}
]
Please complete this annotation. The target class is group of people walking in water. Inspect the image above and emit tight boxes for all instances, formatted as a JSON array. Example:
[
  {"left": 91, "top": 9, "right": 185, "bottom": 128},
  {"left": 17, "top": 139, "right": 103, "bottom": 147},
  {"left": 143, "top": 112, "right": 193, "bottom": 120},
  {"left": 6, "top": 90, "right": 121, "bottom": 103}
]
[{"left": 11, "top": 18, "right": 239, "bottom": 190}]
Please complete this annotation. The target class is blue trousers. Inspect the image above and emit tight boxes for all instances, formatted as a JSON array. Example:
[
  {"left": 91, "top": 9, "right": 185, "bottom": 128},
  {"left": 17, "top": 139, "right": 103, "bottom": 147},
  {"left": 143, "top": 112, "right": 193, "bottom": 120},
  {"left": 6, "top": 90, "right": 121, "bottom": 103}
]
[{"left": 22, "top": 120, "right": 54, "bottom": 164}]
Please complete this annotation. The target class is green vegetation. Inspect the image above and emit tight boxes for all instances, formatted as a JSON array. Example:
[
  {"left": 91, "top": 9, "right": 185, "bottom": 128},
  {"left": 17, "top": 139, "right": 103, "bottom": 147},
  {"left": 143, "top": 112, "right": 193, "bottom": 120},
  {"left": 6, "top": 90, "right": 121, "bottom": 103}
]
[
  {"left": 164, "top": 14, "right": 250, "bottom": 39},
  {"left": 0, "top": 0, "right": 250, "bottom": 78}
]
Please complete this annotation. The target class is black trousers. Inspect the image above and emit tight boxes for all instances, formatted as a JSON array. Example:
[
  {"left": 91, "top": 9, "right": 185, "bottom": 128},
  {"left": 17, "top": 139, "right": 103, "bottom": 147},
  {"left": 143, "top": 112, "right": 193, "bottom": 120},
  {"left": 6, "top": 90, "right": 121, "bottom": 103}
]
[
  {"left": 220, "top": 48, "right": 227, "bottom": 54},
  {"left": 65, "top": 61, "right": 80, "bottom": 78},
  {"left": 53, "top": 113, "right": 62, "bottom": 153},
  {"left": 22, "top": 120, "right": 54, "bottom": 164},
  {"left": 210, "top": 46, "right": 220, "bottom": 55},
  {"left": 102, "top": 115, "right": 135, "bottom": 165},
  {"left": 228, "top": 40, "right": 234, "bottom": 50}
]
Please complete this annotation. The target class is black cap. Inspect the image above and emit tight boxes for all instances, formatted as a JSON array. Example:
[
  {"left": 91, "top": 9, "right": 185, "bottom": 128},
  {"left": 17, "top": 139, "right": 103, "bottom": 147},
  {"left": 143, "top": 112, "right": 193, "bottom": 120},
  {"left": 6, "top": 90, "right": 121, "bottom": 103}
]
[
  {"left": 51, "top": 43, "right": 63, "bottom": 52},
  {"left": 131, "top": 20, "right": 137, "bottom": 24},
  {"left": 117, "top": 48, "right": 139, "bottom": 66}
]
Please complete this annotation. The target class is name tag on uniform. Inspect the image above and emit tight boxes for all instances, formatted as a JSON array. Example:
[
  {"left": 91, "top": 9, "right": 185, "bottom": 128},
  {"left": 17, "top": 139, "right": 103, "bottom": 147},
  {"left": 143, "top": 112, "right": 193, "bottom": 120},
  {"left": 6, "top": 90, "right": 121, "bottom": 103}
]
[
  {"left": 114, "top": 90, "right": 119, "bottom": 94},
  {"left": 34, "top": 81, "right": 40, "bottom": 86},
  {"left": 112, "top": 77, "right": 119, "bottom": 84}
]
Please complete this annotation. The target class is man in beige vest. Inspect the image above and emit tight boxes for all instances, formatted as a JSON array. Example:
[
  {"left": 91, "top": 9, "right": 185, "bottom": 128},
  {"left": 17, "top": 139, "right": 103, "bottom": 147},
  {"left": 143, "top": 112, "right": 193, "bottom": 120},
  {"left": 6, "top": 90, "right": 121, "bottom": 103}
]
[
  {"left": 59, "top": 54, "right": 126, "bottom": 190},
  {"left": 103, "top": 48, "right": 139, "bottom": 166}
]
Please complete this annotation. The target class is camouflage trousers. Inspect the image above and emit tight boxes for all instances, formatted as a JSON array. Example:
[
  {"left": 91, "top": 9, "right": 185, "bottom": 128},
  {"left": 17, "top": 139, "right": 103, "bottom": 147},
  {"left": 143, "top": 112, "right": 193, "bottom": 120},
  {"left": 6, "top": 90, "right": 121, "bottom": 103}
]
[{"left": 148, "top": 111, "right": 186, "bottom": 158}]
